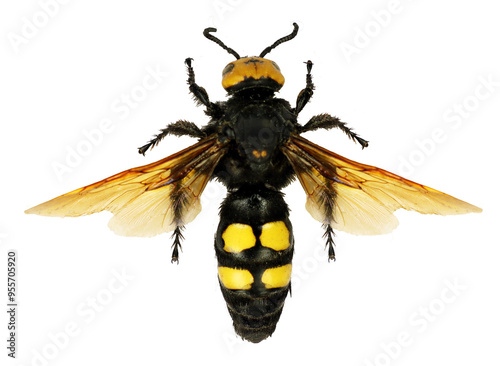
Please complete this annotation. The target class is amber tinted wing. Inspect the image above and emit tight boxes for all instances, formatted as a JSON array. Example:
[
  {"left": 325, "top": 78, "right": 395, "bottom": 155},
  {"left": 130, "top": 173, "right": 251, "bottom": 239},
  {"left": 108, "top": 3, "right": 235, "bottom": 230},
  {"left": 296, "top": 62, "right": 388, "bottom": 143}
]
[
  {"left": 25, "top": 136, "right": 227, "bottom": 237},
  {"left": 282, "top": 134, "right": 481, "bottom": 235}
]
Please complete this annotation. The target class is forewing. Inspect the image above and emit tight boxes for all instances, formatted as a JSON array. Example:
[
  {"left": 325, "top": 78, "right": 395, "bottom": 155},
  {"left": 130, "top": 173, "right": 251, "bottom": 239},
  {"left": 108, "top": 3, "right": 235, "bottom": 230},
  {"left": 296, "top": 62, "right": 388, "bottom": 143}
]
[
  {"left": 282, "top": 134, "right": 481, "bottom": 235},
  {"left": 25, "top": 136, "right": 227, "bottom": 237}
]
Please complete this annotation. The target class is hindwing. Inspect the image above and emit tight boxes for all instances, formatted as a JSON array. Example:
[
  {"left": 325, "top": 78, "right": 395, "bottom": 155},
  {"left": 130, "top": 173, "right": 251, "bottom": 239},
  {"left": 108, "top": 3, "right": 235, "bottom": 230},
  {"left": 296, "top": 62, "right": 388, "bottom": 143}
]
[
  {"left": 26, "top": 136, "right": 228, "bottom": 237},
  {"left": 282, "top": 134, "right": 481, "bottom": 235}
]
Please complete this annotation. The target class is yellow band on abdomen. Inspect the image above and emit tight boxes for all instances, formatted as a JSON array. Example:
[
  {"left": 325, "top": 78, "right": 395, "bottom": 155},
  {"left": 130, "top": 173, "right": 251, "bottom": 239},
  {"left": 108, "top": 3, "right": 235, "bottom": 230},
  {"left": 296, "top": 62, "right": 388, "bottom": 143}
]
[
  {"left": 218, "top": 267, "right": 254, "bottom": 290},
  {"left": 222, "top": 223, "right": 256, "bottom": 253},
  {"left": 260, "top": 221, "right": 290, "bottom": 251},
  {"left": 261, "top": 264, "right": 292, "bottom": 289}
]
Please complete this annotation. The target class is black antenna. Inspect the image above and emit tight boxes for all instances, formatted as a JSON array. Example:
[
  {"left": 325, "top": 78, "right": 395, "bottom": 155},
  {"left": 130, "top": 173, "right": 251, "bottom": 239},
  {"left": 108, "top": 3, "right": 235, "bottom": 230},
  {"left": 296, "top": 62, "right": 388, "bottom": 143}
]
[
  {"left": 259, "top": 23, "right": 299, "bottom": 58},
  {"left": 203, "top": 27, "right": 240, "bottom": 59}
]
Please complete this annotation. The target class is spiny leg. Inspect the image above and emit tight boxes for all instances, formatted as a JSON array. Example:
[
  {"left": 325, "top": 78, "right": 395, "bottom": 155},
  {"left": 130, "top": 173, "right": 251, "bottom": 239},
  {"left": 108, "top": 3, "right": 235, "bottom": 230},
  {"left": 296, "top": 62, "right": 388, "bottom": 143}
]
[
  {"left": 185, "top": 58, "right": 222, "bottom": 118},
  {"left": 322, "top": 224, "right": 336, "bottom": 262},
  {"left": 299, "top": 113, "right": 369, "bottom": 149},
  {"left": 295, "top": 60, "right": 315, "bottom": 116},
  {"left": 170, "top": 226, "right": 185, "bottom": 264},
  {"left": 185, "top": 57, "right": 210, "bottom": 107},
  {"left": 138, "top": 120, "right": 206, "bottom": 155}
]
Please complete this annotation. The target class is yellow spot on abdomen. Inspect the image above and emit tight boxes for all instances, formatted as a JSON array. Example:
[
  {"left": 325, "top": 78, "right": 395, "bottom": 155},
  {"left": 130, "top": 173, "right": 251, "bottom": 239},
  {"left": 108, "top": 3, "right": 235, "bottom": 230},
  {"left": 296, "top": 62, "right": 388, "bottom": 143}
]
[
  {"left": 222, "top": 223, "right": 256, "bottom": 253},
  {"left": 261, "top": 264, "right": 292, "bottom": 289},
  {"left": 218, "top": 267, "right": 254, "bottom": 290},
  {"left": 260, "top": 221, "right": 290, "bottom": 251}
]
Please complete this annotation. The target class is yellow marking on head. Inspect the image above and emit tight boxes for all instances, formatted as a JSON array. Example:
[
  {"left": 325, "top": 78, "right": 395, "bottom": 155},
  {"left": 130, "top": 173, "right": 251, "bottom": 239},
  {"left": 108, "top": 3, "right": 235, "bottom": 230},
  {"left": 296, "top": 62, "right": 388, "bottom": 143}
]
[
  {"left": 218, "top": 267, "right": 254, "bottom": 290},
  {"left": 252, "top": 150, "right": 261, "bottom": 158},
  {"left": 222, "top": 223, "right": 256, "bottom": 253},
  {"left": 260, "top": 150, "right": 267, "bottom": 158},
  {"left": 260, "top": 221, "right": 290, "bottom": 251},
  {"left": 261, "top": 264, "right": 292, "bottom": 289},
  {"left": 221, "top": 57, "right": 284, "bottom": 91}
]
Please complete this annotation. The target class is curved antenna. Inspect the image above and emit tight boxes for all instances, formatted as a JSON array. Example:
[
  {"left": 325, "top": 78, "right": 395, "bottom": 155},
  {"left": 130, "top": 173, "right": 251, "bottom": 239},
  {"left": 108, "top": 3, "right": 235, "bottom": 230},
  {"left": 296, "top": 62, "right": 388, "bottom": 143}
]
[
  {"left": 259, "top": 23, "right": 299, "bottom": 58},
  {"left": 203, "top": 27, "right": 240, "bottom": 59}
]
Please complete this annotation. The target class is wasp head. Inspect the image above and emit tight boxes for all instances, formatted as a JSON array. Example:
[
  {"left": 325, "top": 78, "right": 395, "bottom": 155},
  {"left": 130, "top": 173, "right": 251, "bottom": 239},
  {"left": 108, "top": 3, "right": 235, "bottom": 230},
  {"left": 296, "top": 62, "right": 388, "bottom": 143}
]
[
  {"left": 221, "top": 57, "right": 284, "bottom": 93},
  {"left": 203, "top": 23, "right": 299, "bottom": 95}
]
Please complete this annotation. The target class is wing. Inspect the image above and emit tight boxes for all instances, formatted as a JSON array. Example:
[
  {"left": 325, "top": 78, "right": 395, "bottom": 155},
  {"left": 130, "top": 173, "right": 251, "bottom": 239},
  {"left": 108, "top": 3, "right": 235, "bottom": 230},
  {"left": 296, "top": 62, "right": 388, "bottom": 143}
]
[
  {"left": 282, "top": 134, "right": 481, "bottom": 235},
  {"left": 25, "top": 135, "right": 228, "bottom": 237}
]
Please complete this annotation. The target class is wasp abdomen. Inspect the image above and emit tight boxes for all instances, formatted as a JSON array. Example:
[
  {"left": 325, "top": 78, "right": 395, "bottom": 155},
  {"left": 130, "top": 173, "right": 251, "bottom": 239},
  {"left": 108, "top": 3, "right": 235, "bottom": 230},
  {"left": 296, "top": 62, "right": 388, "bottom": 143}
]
[{"left": 215, "top": 187, "right": 294, "bottom": 343}]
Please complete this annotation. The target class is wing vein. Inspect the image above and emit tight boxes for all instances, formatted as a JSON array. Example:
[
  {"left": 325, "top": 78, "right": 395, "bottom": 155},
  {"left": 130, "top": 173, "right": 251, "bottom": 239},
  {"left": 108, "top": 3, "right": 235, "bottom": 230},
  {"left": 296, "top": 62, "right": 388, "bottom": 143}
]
[{"left": 282, "top": 134, "right": 481, "bottom": 236}]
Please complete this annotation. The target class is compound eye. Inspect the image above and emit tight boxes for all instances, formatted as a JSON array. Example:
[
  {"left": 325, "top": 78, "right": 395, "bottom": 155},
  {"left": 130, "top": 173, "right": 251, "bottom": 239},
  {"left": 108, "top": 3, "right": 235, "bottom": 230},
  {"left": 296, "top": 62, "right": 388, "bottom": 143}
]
[
  {"left": 271, "top": 61, "right": 281, "bottom": 71},
  {"left": 222, "top": 63, "right": 235, "bottom": 76}
]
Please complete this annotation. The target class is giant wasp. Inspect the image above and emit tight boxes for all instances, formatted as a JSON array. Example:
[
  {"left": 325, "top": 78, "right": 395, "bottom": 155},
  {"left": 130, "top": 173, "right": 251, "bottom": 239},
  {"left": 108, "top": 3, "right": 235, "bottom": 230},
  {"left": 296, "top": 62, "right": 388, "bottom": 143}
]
[{"left": 26, "top": 23, "right": 481, "bottom": 343}]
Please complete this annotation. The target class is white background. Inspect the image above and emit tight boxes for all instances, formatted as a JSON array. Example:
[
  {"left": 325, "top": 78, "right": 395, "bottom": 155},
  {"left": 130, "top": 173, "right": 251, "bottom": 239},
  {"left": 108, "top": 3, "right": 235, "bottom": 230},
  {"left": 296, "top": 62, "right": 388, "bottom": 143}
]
[{"left": 1, "top": 0, "right": 499, "bottom": 365}]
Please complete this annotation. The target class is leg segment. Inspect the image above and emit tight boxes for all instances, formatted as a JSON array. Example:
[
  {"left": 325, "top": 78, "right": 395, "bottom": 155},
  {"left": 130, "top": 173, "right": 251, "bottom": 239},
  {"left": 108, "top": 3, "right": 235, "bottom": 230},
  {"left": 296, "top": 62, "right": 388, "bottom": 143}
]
[
  {"left": 322, "top": 224, "right": 336, "bottom": 262},
  {"left": 138, "top": 120, "right": 206, "bottom": 155},
  {"left": 185, "top": 58, "right": 210, "bottom": 107},
  {"left": 170, "top": 225, "right": 185, "bottom": 264},
  {"left": 295, "top": 60, "right": 315, "bottom": 116},
  {"left": 185, "top": 58, "right": 222, "bottom": 118},
  {"left": 299, "top": 113, "right": 369, "bottom": 149}
]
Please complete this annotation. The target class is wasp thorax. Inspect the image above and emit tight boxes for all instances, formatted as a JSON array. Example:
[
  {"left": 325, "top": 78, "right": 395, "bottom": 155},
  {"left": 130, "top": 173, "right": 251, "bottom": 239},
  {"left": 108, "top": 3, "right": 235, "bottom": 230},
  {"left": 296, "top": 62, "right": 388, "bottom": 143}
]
[{"left": 222, "top": 57, "right": 284, "bottom": 93}]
